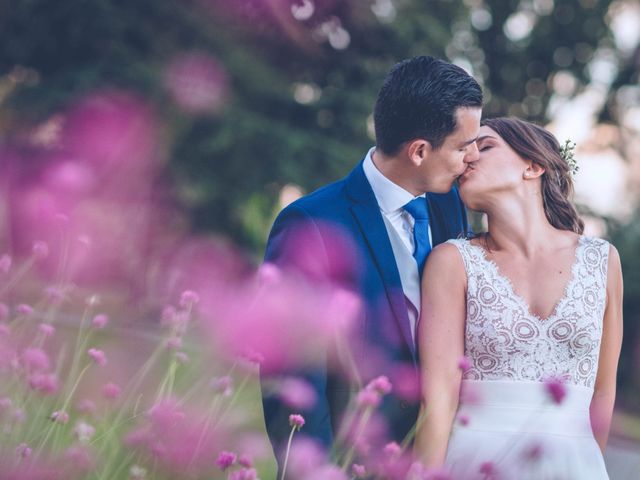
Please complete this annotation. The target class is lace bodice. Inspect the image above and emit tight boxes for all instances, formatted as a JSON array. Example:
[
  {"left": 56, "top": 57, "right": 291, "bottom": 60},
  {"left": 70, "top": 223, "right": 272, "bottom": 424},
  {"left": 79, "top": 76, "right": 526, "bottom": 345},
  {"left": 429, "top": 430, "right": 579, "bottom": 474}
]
[{"left": 448, "top": 236, "right": 610, "bottom": 388}]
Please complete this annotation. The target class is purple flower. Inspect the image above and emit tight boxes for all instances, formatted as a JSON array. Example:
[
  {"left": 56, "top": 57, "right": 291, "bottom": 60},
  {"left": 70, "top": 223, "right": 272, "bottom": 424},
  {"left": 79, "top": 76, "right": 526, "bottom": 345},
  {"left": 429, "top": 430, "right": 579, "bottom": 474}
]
[
  {"left": 215, "top": 450, "right": 237, "bottom": 471},
  {"left": 458, "top": 414, "right": 470, "bottom": 426},
  {"left": 479, "top": 461, "right": 497, "bottom": 477},
  {"left": 544, "top": 377, "right": 567, "bottom": 405},
  {"left": 289, "top": 414, "right": 305, "bottom": 430},
  {"left": 88, "top": 348, "right": 107, "bottom": 367}
]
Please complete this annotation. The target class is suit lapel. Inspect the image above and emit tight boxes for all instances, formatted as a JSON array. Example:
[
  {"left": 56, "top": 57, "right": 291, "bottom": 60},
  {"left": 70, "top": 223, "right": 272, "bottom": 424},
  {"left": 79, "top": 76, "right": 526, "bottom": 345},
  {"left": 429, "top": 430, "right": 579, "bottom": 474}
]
[{"left": 346, "top": 162, "right": 416, "bottom": 360}]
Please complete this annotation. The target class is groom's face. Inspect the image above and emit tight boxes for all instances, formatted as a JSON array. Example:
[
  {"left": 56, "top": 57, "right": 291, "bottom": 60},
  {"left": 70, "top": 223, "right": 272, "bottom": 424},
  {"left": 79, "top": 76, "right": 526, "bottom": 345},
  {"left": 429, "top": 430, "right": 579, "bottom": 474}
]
[{"left": 420, "top": 107, "right": 482, "bottom": 193}]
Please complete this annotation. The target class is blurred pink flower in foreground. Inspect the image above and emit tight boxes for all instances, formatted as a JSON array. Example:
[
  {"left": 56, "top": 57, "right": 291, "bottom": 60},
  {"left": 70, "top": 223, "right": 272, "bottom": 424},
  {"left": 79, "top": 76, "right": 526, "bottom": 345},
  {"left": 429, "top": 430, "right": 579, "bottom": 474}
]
[
  {"left": 87, "top": 348, "right": 107, "bottom": 367},
  {"left": 544, "top": 377, "right": 567, "bottom": 404},
  {"left": 288, "top": 413, "right": 305, "bottom": 430},
  {"left": 277, "top": 377, "right": 317, "bottom": 409},
  {"left": 215, "top": 450, "right": 237, "bottom": 471},
  {"left": 163, "top": 52, "right": 228, "bottom": 114},
  {"left": 197, "top": 227, "right": 363, "bottom": 373},
  {"left": 125, "top": 398, "right": 222, "bottom": 475}
]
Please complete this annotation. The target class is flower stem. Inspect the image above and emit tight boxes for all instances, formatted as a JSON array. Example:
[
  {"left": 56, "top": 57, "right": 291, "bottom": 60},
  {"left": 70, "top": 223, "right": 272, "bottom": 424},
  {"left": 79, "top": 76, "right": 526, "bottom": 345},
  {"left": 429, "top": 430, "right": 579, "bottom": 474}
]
[{"left": 279, "top": 425, "right": 297, "bottom": 480}]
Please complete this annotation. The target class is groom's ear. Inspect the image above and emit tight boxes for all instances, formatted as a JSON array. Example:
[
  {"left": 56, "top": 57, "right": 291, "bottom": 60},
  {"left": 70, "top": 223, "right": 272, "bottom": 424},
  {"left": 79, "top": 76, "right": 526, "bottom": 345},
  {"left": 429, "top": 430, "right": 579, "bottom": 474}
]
[
  {"left": 524, "top": 162, "right": 545, "bottom": 179},
  {"left": 407, "top": 139, "right": 432, "bottom": 166}
]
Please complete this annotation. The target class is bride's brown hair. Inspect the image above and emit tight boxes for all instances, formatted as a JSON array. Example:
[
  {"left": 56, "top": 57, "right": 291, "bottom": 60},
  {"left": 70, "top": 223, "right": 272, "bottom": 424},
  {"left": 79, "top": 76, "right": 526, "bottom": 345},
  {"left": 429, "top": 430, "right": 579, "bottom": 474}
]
[{"left": 481, "top": 117, "right": 584, "bottom": 234}]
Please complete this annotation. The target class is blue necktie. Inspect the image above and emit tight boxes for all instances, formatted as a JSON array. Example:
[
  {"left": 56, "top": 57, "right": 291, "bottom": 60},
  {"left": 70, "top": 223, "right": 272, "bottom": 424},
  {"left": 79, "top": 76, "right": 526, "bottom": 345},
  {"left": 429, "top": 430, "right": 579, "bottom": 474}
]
[{"left": 404, "top": 197, "right": 432, "bottom": 277}]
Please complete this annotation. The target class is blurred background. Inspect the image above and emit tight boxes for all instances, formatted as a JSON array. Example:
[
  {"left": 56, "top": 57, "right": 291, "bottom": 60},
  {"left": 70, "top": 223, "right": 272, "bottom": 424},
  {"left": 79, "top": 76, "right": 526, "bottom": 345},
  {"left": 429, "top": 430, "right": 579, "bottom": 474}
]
[{"left": 1, "top": 0, "right": 639, "bottom": 473}]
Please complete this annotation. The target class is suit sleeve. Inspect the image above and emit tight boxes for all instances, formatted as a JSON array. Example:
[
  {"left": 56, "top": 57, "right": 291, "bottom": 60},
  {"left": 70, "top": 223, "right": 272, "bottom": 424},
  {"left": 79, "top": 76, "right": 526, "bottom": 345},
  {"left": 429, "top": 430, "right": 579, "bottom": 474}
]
[{"left": 260, "top": 204, "right": 334, "bottom": 467}]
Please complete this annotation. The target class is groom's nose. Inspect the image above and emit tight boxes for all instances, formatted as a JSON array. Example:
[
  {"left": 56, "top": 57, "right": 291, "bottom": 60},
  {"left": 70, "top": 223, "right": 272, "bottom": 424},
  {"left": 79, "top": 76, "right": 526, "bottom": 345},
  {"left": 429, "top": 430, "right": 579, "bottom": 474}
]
[{"left": 464, "top": 142, "right": 480, "bottom": 163}]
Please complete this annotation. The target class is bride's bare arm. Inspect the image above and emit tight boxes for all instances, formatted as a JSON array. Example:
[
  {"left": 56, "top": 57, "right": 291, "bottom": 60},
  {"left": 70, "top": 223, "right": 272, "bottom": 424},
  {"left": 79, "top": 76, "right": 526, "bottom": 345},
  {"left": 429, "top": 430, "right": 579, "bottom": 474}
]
[
  {"left": 414, "top": 243, "right": 467, "bottom": 467},
  {"left": 591, "top": 244, "right": 623, "bottom": 453}
]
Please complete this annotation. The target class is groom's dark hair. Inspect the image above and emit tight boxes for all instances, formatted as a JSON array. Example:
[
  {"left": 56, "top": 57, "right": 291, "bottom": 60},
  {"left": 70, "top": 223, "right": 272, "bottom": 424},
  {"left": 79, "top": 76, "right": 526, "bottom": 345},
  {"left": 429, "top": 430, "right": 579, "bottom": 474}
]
[{"left": 374, "top": 56, "right": 483, "bottom": 155}]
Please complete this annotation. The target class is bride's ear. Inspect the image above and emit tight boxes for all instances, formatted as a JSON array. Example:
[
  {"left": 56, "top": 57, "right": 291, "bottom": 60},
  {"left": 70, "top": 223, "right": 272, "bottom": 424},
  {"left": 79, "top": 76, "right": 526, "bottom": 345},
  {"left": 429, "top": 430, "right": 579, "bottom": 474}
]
[
  {"left": 407, "top": 139, "right": 431, "bottom": 166},
  {"left": 523, "top": 162, "right": 545, "bottom": 179}
]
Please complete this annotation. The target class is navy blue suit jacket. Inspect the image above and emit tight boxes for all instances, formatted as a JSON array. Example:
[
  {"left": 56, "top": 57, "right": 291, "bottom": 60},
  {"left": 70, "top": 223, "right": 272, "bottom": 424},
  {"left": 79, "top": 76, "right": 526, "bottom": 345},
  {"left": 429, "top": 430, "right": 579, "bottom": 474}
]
[{"left": 261, "top": 159, "right": 469, "bottom": 464}]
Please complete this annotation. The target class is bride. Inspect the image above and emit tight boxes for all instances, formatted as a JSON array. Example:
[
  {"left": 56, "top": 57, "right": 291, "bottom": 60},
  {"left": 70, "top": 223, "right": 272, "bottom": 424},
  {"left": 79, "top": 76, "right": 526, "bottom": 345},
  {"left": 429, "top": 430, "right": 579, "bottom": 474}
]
[{"left": 415, "top": 117, "right": 623, "bottom": 479}]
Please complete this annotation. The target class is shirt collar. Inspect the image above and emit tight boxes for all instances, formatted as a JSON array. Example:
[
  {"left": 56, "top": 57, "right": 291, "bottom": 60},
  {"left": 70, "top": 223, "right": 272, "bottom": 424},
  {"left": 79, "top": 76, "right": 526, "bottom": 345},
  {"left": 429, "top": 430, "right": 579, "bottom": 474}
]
[{"left": 362, "top": 147, "right": 425, "bottom": 214}]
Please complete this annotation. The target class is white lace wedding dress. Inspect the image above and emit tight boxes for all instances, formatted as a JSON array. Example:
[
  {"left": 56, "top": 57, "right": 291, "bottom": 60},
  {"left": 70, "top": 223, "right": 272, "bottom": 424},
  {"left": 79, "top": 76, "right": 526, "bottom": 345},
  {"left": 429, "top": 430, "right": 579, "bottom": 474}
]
[{"left": 444, "top": 236, "right": 610, "bottom": 480}]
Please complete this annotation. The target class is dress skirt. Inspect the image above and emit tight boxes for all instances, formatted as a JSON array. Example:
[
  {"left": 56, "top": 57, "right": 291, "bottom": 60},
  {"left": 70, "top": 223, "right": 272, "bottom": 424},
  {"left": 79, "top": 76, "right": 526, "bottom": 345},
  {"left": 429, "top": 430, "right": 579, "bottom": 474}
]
[{"left": 445, "top": 380, "right": 609, "bottom": 480}]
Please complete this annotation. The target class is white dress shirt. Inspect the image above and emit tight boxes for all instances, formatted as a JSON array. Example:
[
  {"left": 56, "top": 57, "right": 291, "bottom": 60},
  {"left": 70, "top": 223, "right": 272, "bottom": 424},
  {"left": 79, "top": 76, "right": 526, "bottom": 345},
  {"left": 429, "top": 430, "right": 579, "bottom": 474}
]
[{"left": 362, "top": 147, "right": 432, "bottom": 342}]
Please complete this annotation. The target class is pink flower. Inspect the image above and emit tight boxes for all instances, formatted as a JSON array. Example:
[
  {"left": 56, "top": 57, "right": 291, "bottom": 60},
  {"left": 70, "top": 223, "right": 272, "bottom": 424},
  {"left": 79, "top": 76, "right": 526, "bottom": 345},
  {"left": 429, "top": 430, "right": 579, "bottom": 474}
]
[
  {"left": 286, "top": 438, "right": 327, "bottom": 478},
  {"left": 163, "top": 52, "right": 228, "bottom": 114},
  {"left": 289, "top": 413, "right": 305, "bottom": 430},
  {"left": 50, "top": 410, "right": 69, "bottom": 424},
  {"left": 307, "top": 465, "right": 349, "bottom": 480},
  {"left": 352, "top": 463, "right": 367, "bottom": 478},
  {"left": 39, "top": 323, "right": 55, "bottom": 337},
  {"left": 356, "top": 389, "right": 381, "bottom": 409},
  {"left": 0, "top": 254, "right": 11, "bottom": 273},
  {"left": 22, "top": 347, "right": 50, "bottom": 371},
  {"left": 278, "top": 377, "right": 317, "bottom": 409},
  {"left": 228, "top": 468, "right": 259, "bottom": 480},
  {"left": 179, "top": 290, "right": 199, "bottom": 308},
  {"left": 383, "top": 441, "right": 401, "bottom": 457},
  {"left": 28, "top": 373, "right": 59, "bottom": 395},
  {"left": 17, "top": 304, "right": 34, "bottom": 315},
  {"left": 92, "top": 314, "right": 109, "bottom": 329},
  {"left": 76, "top": 399, "right": 97, "bottom": 415},
  {"left": 211, "top": 376, "right": 234, "bottom": 397},
  {"left": 544, "top": 377, "right": 567, "bottom": 405},
  {"left": 479, "top": 461, "right": 497, "bottom": 477},
  {"left": 366, "top": 375, "right": 393, "bottom": 395},
  {"left": 32, "top": 241, "right": 49, "bottom": 259},
  {"left": 102, "top": 382, "right": 122, "bottom": 400},
  {"left": 522, "top": 442, "right": 544, "bottom": 462},
  {"left": 215, "top": 450, "right": 237, "bottom": 471},
  {"left": 458, "top": 356, "right": 472, "bottom": 372},
  {"left": 88, "top": 348, "right": 107, "bottom": 366},
  {"left": 238, "top": 453, "right": 253, "bottom": 468}
]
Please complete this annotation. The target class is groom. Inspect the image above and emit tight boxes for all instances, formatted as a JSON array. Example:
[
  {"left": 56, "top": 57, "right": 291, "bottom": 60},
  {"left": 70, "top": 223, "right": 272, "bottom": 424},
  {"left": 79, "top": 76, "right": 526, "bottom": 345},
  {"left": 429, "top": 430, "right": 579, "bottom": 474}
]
[{"left": 261, "top": 56, "right": 482, "bottom": 466}]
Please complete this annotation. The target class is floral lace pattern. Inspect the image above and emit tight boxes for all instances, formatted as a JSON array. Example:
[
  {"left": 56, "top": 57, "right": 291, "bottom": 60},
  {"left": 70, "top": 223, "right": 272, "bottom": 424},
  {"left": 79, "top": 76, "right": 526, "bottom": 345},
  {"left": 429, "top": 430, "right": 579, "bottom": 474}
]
[{"left": 448, "top": 236, "right": 610, "bottom": 388}]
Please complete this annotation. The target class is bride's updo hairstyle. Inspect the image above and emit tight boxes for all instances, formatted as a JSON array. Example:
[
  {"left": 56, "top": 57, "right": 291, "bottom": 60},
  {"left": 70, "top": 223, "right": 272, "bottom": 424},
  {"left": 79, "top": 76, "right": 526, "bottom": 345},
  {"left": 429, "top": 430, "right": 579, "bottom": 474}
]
[{"left": 481, "top": 117, "right": 584, "bottom": 235}]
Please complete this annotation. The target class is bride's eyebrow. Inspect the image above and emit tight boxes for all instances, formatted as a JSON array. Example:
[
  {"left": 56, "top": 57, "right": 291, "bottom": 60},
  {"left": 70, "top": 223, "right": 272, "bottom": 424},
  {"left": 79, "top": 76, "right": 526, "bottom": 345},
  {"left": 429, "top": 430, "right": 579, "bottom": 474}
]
[{"left": 477, "top": 135, "right": 497, "bottom": 142}]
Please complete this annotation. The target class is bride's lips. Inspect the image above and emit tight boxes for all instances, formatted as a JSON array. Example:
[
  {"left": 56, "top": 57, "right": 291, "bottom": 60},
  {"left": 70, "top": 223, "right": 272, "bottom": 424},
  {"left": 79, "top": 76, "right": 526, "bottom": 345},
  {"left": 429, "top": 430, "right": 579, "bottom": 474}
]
[{"left": 458, "top": 167, "right": 474, "bottom": 183}]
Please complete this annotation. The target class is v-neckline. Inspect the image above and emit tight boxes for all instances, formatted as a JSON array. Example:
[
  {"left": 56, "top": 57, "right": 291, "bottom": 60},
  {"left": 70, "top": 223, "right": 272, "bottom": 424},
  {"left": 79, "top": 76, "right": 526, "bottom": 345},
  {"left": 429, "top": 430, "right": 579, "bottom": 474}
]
[{"left": 469, "top": 236, "right": 585, "bottom": 322}]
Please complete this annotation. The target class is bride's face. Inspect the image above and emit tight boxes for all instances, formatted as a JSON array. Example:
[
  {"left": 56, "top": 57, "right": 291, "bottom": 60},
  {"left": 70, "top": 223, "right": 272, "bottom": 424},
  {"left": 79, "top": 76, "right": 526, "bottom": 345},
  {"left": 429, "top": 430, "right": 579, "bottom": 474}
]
[{"left": 457, "top": 126, "right": 529, "bottom": 209}]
